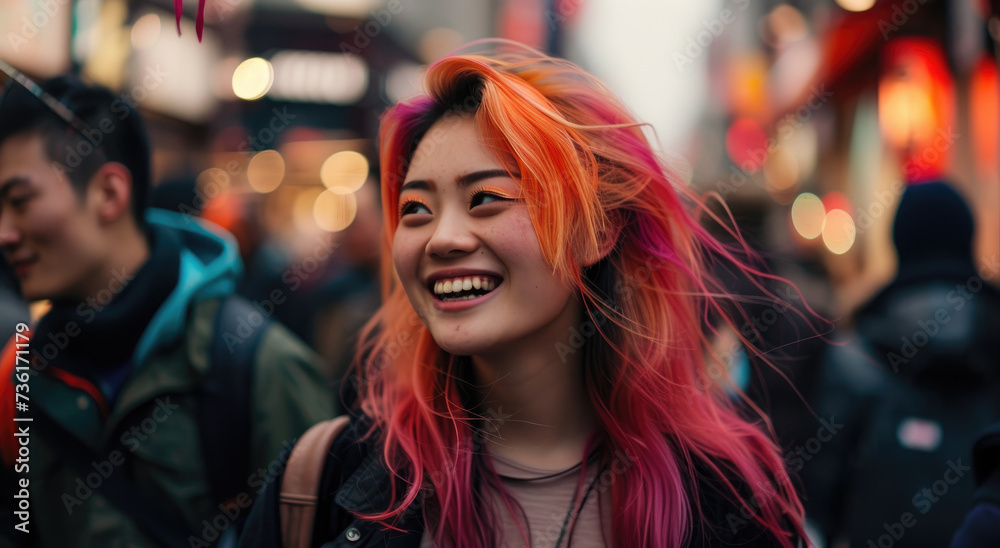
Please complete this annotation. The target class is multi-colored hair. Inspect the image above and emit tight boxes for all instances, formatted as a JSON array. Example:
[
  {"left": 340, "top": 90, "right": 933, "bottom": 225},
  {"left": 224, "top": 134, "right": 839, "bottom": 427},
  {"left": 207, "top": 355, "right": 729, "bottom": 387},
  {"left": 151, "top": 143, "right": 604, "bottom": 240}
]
[{"left": 352, "top": 42, "right": 806, "bottom": 547}]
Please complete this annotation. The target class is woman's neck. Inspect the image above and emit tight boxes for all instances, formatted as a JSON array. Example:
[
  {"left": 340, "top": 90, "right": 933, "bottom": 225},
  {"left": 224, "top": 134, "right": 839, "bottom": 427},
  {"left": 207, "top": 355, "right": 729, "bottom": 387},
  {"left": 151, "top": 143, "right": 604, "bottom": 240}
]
[{"left": 470, "top": 315, "right": 599, "bottom": 470}]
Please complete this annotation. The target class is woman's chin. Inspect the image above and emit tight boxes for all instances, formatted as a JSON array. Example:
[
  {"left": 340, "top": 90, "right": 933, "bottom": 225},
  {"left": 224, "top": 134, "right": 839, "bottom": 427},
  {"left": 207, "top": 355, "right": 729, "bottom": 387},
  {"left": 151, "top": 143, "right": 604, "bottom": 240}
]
[
  {"left": 434, "top": 340, "right": 482, "bottom": 357},
  {"left": 430, "top": 332, "right": 500, "bottom": 358}
]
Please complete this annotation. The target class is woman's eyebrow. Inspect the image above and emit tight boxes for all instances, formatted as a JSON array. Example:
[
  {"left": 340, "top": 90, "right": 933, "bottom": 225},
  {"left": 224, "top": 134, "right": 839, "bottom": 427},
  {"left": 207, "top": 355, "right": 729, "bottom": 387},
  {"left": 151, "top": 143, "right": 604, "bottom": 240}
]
[
  {"left": 455, "top": 169, "right": 513, "bottom": 187},
  {"left": 400, "top": 169, "right": 515, "bottom": 193},
  {"left": 400, "top": 180, "right": 430, "bottom": 192}
]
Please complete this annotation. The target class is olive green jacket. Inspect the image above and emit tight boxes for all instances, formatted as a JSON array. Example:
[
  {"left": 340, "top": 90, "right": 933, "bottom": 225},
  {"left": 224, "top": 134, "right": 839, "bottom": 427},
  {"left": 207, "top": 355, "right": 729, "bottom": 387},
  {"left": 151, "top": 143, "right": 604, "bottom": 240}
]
[{"left": 21, "top": 300, "right": 333, "bottom": 548}]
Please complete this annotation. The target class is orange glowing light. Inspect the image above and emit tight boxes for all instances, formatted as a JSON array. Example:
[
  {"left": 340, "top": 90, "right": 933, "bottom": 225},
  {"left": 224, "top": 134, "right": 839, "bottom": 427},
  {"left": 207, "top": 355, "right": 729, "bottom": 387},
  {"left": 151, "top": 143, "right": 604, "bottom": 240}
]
[
  {"left": 728, "top": 53, "right": 769, "bottom": 118},
  {"left": 970, "top": 55, "right": 999, "bottom": 180},
  {"left": 878, "top": 39, "right": 955, "bottom": 182},
  {"left": 879, "top": 79, "right": 936, "bottom": 148},
  {"left": 201, "top": 190, "right": 242, "bottom": 234}
]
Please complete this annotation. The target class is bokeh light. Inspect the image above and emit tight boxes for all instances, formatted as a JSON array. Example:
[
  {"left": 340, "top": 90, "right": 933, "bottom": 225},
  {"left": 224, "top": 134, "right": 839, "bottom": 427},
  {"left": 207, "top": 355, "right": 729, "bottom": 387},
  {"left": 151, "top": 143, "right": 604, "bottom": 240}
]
[
  {"left": 314, "top": 189, "right": 358, "bottom": 232},
  {"left": 320, "top": 151, "right": 369, "bottom": 193},
  {"left": 764, "top": 146, "right": 800, "bottom": 193},
  {"left": 835, "top": 0, "right": 876, "bottom": 12},
  {"left": 726, "top": 117, "right": 769, "bottom": 172},
  {"left": 791, "top": 192, "right": 825, "bottom": 239},
  {"left": 197, "top": 167, "right": 231, "bottom": 196},
  {"left": 879, "top": 79, "right": 936, "bottom": 149},
  {"left": 879, "top": 40, "right": 954, "bottom": 182},
  {"left": 293, "top": 0, "right": 381, "bottom": 17},
  {"left": 130, "top": 13, "right": 161, "bottom": 50},
  {"left": 201, "top": 190, "right": 243, "bottom": 235},
  {"left": 247, "top": 150, "right": 285, "bottom": 193},
  {"left": 728, "top": 54, "right": 769, "bottom": 118},
  {"left": 970, "top": 55, "right": 999, "bottom": 177},
  {"left": 268, "top": 51, "right": 368, "bottom": 104},
  {"left": 822, "top": 209, "right": 857, "bottom": 254},
  {"left": 232, "top": 57, "right": 274, "bottom": 101},
  {"left": 763, "top": 5, "right": 809, "bottom": 47}
]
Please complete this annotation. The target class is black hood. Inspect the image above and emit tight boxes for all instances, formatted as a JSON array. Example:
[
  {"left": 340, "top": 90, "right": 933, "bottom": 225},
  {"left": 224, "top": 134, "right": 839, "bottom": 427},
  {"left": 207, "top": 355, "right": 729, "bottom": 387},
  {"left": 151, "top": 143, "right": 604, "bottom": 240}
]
[
  {"left": 855, "top": 180, "right": 1000, "bottom": 383},
  {"left": 892, "top": 180, "right": 977, "bottom": 285}
]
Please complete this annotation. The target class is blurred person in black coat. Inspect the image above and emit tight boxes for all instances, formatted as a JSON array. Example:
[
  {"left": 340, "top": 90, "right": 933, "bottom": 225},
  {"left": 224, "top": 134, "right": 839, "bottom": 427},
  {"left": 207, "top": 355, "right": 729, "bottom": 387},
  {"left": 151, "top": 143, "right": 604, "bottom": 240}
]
[{"left": 803, "top": 181, "right": 1000, "bottom": 547}]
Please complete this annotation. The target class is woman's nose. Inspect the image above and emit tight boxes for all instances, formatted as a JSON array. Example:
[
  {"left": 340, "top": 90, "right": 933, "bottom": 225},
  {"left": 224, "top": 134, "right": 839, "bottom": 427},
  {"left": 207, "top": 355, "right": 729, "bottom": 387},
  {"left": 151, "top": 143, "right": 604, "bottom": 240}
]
[{"left": 425, "top": 210, "right": 479, "bottom": 259}]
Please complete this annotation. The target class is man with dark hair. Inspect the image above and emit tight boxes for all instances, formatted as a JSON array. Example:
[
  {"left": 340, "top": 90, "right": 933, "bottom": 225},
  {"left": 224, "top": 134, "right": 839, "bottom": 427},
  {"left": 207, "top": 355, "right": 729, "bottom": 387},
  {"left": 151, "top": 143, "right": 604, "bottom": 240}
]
[
  {"left": 0, "top": 74, "right": 334, "bottom": 547},
  {"left": 0, "top": 76, "right": 153, "bottom": 225}
]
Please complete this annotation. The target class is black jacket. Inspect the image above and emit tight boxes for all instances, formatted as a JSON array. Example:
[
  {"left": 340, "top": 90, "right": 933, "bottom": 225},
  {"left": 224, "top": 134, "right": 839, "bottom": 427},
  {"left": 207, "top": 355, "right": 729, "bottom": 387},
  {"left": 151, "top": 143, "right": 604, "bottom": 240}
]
[
  {"left": 951, "top": 422, "right": 1000, "bottom": 547},
  {"left": 803, "top": 182, "right": 1000, "bottom": 545},
  {"left": 238, "top": 414, "right": 801, "bottom": 547}
]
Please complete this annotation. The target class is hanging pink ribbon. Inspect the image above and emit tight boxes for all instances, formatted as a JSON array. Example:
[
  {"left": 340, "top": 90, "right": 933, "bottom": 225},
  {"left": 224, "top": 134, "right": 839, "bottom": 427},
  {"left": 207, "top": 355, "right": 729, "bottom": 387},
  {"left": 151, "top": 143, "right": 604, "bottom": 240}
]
[{"left": 174, "top": 0, "right": 207, "bottom": 42}]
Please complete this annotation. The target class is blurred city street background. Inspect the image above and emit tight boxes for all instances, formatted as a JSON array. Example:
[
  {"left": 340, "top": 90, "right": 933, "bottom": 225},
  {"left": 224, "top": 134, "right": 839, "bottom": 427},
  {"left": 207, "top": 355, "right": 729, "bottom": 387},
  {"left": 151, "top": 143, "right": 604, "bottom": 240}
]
[
  {"left": 1, "top": 0, "right": 995, "bottom": 327},
  {"left": 1, "top": 0, "right": 999, "bottom": 545}
]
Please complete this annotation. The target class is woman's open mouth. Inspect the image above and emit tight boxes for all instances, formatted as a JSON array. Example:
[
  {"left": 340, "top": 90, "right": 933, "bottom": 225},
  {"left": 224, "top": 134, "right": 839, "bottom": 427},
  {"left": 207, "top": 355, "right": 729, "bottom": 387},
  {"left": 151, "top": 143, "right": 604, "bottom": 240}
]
[{"left": 431, "top": 275, "right": 502, "bottom": 302}]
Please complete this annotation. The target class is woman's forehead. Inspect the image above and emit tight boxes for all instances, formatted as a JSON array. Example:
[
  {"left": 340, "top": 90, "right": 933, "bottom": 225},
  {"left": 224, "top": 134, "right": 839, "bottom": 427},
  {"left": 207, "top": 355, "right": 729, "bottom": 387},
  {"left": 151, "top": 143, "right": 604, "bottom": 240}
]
[{"left": 405, "top": 118, "right": 506, "bottom": 180}]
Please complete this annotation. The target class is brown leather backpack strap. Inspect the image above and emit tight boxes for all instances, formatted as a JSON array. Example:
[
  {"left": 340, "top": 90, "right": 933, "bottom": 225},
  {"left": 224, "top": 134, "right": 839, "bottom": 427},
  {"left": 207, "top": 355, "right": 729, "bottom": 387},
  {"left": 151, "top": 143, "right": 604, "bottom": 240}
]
[{"left": 280, "top": 415, "right": 351, "bottom": 548}]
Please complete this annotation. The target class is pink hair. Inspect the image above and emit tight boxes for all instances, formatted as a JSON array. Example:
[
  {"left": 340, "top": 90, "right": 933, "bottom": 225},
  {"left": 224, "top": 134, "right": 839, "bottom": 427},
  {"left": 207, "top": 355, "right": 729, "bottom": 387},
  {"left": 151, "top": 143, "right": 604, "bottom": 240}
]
[{"left": 351, "top": 42, "right": 807, "bottom": 547}]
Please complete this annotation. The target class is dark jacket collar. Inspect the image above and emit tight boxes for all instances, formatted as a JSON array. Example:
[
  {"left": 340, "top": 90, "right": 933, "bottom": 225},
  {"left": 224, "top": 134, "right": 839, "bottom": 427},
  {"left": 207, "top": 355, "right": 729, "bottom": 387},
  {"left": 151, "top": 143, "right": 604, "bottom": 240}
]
[
  {"left": 328, "top": 452, "right": 425, "bottom": 547},
  {"left": 34, "top": 226, "right": 180, "bottom": 402},
  {"left": 334, "top": 452, "right": 400, "bottom": 514}
]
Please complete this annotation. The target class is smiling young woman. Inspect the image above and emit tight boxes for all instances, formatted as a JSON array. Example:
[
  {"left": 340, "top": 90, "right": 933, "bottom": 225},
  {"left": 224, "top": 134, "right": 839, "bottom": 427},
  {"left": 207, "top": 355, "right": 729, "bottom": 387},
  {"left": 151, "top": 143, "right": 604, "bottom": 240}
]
[{"left": 240, "top": 42, "right": 806, "bottom": 548}]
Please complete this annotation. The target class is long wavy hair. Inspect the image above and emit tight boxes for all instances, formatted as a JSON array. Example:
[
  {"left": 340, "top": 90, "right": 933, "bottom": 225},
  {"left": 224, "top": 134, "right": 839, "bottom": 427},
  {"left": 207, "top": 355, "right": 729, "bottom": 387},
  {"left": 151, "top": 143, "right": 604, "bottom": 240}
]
[{"left": 351, "top": 42, "right": 806, "bottom": 547}]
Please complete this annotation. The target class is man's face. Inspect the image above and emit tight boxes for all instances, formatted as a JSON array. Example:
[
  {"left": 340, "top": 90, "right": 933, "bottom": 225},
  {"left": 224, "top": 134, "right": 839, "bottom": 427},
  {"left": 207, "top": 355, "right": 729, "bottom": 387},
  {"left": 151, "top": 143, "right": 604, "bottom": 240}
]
[{"left": 0, "top": 132, "right": 106, "bottom": 301}]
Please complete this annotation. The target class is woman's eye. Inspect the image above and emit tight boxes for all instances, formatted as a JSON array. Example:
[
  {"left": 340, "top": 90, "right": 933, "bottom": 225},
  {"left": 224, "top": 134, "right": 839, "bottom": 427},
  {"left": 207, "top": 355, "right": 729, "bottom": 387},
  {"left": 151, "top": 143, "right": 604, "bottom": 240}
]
[
  {"left": 470, "top": 191, "right": 510, "bottom": 208},
  {"left": 399, "top": 200, "right": 431, "bottom": 216}
]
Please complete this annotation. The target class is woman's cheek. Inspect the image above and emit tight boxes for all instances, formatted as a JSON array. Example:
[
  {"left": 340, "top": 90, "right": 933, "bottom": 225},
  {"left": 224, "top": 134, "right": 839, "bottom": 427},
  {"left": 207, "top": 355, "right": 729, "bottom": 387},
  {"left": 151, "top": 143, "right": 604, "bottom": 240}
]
[
  {"left": 490, "top": 210, "right": 540, "bottom": 254},
  {"left": 509, "top": 215, "right": 548, "bottom": 267},
  {"left": 391, "top": 231, "right": 413, "bottom": 271},
  {"left": 392, "top": 231, "right": 425, "bottom": 295}
]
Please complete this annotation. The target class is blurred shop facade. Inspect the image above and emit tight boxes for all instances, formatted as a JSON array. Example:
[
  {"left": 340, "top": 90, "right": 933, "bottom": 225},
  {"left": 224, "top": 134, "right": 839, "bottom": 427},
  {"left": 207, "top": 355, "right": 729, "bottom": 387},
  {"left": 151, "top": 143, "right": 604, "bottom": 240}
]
[{"left": 564, "top": 0, "right": 1000, "bottom": 317}]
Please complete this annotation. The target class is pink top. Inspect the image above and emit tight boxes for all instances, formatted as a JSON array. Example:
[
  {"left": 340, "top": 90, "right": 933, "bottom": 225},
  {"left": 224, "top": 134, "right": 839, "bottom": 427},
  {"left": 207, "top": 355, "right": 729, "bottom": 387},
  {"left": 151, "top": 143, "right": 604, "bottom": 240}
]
[{"left": 419, "top": 450, "right": 610, "bottom": 547}]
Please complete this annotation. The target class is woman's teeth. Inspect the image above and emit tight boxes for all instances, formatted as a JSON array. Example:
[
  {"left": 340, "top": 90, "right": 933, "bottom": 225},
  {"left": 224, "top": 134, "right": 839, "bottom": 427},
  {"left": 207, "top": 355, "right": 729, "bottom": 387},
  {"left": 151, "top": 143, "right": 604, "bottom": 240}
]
[{"left": 433, "top": 276, "right": 498, "bottom": 300}]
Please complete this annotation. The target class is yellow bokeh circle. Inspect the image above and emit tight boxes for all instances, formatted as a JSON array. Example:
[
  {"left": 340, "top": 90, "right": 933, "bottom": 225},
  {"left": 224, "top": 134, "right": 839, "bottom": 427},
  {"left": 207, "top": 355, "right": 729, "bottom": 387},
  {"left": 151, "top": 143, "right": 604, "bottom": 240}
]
[
  {"left": 320, "top": 151, "right": 369, "bottom": 194},
  {"left": 314, "top": 189, "right": 358, "bottom": 232},
  {"left": 247, "top": 150, "right": 285, "bottom": 193},
  {"left": 791, "top": 193, "right": 825, "bottom": 240},
  {"left": 232, "top": 58, "right": 274, "bottom": 101}
]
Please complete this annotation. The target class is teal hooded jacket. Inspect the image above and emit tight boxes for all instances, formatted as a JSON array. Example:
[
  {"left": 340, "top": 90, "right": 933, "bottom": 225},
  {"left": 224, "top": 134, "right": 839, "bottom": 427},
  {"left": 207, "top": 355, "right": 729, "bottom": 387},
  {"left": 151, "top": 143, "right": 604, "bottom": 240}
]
[{"left": 1, "top": 210, "right": 335, "bottom": 547}]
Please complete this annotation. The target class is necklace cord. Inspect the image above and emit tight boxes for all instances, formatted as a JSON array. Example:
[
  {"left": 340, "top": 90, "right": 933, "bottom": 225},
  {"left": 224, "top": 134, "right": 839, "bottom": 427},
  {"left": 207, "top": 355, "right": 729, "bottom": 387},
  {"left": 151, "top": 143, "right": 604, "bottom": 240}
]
[{"left": 553, "top": 462, "right": 607, "bottom": 548}]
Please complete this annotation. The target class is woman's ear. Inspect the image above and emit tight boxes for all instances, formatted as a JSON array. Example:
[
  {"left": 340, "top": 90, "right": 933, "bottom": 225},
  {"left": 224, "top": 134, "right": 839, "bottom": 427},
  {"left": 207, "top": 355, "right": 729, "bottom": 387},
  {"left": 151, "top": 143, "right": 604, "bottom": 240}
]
[
  {"left": 578, "top": 213, "right": 623, "bottom": 267},
  {"left": 87, "top": 162, "right": 134, "bottom": 225},
  {"left": 579, "top": 235, "right": 618, "bottom": 267}
]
